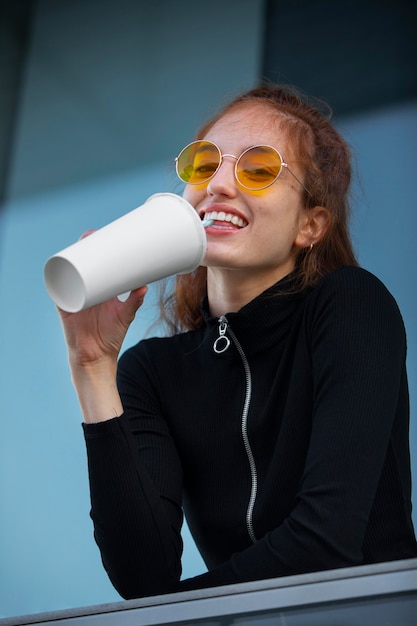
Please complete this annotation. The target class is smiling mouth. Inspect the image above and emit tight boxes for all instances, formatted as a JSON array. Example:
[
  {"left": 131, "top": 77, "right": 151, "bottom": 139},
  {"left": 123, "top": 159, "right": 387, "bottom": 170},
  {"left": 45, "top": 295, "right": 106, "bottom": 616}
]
[{"left": 203, "top": 211, "right": 248, "bottom": 228}]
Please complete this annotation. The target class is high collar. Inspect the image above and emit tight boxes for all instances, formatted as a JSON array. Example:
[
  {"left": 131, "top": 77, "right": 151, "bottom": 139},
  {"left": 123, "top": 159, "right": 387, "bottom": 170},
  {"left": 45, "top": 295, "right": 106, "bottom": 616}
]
[{"left": 201, "top": 273, "right": 309, "bottom": 357}]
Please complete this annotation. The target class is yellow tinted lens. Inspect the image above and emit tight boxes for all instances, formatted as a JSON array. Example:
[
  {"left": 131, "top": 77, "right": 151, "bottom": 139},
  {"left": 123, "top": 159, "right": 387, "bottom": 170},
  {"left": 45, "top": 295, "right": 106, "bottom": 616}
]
[
  {"left": 177, "top": 141, "right": 220, "bottom": 184},
  {"left": 237, "top": 146, "right": 282, "bottom": 189}
]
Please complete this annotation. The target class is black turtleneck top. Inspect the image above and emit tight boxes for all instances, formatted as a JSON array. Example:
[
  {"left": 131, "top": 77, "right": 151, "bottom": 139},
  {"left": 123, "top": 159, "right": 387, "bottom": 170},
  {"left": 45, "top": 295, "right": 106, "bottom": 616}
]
[{"left": 82, "top": 266, "right": 417, "bottom": 600}]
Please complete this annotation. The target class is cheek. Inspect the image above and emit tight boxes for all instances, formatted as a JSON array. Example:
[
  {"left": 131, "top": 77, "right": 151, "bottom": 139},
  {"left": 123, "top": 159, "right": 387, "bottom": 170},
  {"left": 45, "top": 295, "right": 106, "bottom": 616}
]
[
  {"left": 183, "top": 185, "right": 206, "bottom": 208},
  {"left": 254, "top": 204, "right": 303, "bottom": 246}
]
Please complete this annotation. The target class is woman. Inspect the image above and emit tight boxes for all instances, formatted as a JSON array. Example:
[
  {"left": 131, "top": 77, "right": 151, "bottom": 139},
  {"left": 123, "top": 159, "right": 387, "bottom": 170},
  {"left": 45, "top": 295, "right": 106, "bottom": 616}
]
[{"left": 59, "top": 83, "right": 417, "bottom": 599}]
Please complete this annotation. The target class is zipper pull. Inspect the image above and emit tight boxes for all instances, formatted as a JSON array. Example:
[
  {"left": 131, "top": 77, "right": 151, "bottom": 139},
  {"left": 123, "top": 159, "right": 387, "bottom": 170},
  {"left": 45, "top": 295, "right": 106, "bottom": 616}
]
[{"left": 213, "top": 315, "right": 231, "bottom": 354}]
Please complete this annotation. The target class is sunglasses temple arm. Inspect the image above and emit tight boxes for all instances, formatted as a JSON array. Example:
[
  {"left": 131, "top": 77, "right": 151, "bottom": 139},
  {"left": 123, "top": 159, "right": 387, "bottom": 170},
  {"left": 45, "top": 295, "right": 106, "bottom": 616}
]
[{"left": 283, "top": 164, "right": 312, "bottom": 198}]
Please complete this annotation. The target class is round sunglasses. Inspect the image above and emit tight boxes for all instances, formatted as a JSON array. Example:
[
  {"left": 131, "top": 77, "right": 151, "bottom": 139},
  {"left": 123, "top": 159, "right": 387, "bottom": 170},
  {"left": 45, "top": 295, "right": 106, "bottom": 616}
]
[{"left": 175, "top": 140, "right": 311, "bottom": 195}]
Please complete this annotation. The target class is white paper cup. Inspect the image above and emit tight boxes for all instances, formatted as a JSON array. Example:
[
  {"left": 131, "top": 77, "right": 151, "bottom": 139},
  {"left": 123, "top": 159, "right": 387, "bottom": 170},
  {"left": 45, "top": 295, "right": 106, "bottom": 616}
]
[{"left": 44, "top": 192, "right": 207, "bottom": 312}]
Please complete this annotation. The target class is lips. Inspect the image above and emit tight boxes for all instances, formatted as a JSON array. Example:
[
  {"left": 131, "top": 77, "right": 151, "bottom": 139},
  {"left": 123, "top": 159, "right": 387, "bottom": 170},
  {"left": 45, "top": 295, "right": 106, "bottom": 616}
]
[{"left": 202, "top": 210, "right": 248, "bottom": 228}]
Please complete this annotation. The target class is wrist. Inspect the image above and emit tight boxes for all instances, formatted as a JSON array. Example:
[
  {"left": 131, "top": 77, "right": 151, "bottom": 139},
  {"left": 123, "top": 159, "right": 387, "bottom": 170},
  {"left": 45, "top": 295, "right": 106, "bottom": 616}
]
[{"left": 70, "top": 359, "right": 123, "bottom": 424}]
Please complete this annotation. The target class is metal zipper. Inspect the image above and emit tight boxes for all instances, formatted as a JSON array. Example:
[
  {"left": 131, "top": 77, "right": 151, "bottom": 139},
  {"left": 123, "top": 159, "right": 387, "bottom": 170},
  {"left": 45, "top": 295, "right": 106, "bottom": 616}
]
[
  {"left": 213, "top": 316, "right": 258, "bottom": 543},
  {"left": 213, "top": 317, "right": 231, "bottom": 354}
]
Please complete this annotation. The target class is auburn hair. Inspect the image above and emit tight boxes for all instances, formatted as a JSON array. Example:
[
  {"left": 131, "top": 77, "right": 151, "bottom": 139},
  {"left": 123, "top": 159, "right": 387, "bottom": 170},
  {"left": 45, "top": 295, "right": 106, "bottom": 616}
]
[{"left": 160, "top": 83, "right": 358, "bottom": 333}]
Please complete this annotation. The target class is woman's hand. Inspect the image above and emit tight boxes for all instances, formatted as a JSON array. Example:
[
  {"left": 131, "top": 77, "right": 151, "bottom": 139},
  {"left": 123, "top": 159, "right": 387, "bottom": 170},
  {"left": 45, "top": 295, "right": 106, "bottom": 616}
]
[
  {"left": 55, "top": 228, "right": 149, "bottom": 422},
  {"left": 57, "top": 285, "right": 148, "bottom": 423},
  {"left": 57, "top": 228, "right": 148, "bottom": 367},
  {"left": 57, "top": 285, "right": 148, "bottom": 369}
]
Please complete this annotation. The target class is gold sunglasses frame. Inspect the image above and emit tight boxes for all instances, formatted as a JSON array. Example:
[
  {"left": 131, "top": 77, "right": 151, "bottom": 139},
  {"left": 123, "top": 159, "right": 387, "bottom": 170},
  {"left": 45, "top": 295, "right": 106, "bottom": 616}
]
[{"left": 175, "top": 140, "right": 312, "bottom": 196}]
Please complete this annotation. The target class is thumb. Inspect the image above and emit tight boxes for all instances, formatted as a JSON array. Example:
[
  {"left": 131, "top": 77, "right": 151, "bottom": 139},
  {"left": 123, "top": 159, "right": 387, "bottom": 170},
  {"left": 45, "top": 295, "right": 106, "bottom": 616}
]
[{"left": 123, "top": 285, "right": 148, "bottom": 317}]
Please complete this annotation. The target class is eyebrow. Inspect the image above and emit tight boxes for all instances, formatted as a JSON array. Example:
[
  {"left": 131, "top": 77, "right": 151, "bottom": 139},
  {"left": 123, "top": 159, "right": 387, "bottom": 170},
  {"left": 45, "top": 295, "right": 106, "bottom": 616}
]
[{"left": 200, "top": 143, "right": 285, "bottom": 156}]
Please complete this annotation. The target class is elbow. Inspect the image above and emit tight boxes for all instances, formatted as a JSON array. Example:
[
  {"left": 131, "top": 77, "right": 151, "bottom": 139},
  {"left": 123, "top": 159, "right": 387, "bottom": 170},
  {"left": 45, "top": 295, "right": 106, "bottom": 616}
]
[{"left": 104, "top": 560, "right": 180, "bottom": 600}]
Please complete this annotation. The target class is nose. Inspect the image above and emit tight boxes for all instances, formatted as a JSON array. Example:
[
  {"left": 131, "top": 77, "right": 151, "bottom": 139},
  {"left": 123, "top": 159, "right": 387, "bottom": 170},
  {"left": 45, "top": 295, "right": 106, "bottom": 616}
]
[{"left": 206, "top": 154, "right": 238, "bottom": 197}]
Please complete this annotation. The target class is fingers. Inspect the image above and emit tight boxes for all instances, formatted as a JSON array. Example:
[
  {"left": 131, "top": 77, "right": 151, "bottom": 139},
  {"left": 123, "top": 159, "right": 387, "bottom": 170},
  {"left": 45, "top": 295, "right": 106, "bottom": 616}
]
[
  {"left": 131, "top": 285, "right": 148, "bottom": 298},
  {"left": 78, "top": 229, "right": 96, "bottom": 241},
  {"left": 117, "top": 285, "right": 148, "bottom": 322},
  {"left": 127, "top": 285, "right": 148, "bottom": 307}
]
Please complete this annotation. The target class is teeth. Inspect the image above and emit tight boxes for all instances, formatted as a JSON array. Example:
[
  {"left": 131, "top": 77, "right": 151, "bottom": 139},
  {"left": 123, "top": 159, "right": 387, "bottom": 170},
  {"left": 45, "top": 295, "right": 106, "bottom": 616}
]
[{"left": 204, "top": 211, "right": 247, "bottom": 228}]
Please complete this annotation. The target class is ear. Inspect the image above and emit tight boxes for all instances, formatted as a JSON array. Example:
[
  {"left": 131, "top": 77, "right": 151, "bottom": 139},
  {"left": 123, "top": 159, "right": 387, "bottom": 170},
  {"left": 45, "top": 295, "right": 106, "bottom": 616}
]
[{"left": 294, "top": 206, "right": 331, "bottom": 249}]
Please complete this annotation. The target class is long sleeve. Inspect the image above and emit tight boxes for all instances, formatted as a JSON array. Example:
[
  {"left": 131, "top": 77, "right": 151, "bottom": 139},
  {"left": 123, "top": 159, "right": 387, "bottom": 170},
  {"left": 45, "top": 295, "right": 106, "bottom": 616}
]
[
  {"left": 177, "top": 268, "right": 415, "bottom": 590},
  {"left": 83, "top": 410, "right": 184, "bottom": 598},
  {"left": 83, "top": 266, "right": 416, "bottom": 598}
]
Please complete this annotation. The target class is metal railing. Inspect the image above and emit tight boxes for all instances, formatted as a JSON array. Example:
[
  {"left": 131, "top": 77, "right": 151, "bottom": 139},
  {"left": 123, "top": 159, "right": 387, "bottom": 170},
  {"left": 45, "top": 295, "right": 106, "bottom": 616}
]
[{"left": 2, "top": 558, "right": 416, "bottom": 626}]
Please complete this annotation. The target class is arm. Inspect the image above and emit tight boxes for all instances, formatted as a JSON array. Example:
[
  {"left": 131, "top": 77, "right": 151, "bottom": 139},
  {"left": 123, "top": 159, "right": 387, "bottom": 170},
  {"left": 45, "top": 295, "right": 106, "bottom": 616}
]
[
  {"left": 58, "top": 286, "right": 148, "bottom": 423},
  {"left": 83, "top": 411, "right": 184, "bottom": 598},
  {"left": 181, "top": 268, "right": 412, "bottom": 589},
  {"left": 57, "top": 286, "right": 185, "bottom": 598},
  {"left": 83, "top": 268, "right": 413, "bottom": 596}
]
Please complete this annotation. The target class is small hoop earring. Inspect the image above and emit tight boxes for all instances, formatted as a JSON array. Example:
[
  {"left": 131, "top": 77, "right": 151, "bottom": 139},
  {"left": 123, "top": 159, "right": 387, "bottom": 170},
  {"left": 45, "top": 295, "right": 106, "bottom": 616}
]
[{"left": 309, "top": 243, "right": 314, "bottom": 252}]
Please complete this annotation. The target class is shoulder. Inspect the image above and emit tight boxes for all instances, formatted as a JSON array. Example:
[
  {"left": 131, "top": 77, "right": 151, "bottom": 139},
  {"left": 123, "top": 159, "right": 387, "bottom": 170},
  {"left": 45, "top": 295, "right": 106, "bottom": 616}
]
[
  {"left": 315, "top": 265, "right": 391, "bottom": 294},
  {"left": 308, "top": 265, "right": 400, "bottom": 309},
  {"left": 304, "top": 265, "right": 406, "bottom": 341}
]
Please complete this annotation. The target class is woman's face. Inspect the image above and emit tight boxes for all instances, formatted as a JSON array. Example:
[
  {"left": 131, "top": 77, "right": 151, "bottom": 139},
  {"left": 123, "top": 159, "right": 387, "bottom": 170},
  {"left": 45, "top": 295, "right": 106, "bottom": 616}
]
[{"left": 183, "top": 103, "right": 312, "bottom": 284}]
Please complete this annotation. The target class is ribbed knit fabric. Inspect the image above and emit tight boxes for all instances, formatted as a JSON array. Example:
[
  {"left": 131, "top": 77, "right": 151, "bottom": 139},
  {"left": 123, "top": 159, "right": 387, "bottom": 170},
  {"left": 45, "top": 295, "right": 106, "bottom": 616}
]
[{"left": 83, "top": 266, "right": 417, "bottom": 599}]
